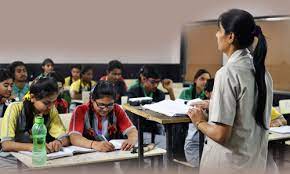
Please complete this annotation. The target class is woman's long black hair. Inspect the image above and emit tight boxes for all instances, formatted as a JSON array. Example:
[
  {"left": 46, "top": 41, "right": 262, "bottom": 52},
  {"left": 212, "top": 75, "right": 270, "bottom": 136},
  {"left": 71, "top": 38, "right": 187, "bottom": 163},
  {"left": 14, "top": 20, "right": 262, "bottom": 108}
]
[{"left": 218, "top": 9, "right": 268, "bottom": 129}]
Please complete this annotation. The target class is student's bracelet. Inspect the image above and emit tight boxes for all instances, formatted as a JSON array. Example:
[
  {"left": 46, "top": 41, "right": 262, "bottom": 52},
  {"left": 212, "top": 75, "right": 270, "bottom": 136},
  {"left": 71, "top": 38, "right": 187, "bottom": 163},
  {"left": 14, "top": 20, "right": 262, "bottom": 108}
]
[
  {"left": 90, "top": 141, "right": 95, "bottom": 149},
  {"left": 56, "top": 139, "right": 63, "bottom": 145},
  {"left": 196, "top": 120, "right": 206, "bottom": 130}
]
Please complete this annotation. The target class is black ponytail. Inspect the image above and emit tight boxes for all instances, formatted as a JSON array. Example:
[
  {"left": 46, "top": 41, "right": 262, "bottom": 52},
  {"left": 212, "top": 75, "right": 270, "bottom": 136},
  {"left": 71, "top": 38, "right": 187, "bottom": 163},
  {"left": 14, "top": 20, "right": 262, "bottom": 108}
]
[
  {"left": 218, "top": 9, "right": 268, "bottom": 129},
  {"left": 252, "top": 26, "right": 268, "bottom": 129}
]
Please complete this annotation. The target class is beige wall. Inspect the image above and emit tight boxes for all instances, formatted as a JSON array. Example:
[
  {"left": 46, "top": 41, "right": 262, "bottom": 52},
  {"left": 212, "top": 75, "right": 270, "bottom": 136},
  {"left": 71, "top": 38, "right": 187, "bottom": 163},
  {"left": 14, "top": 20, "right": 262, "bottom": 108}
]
[{"left": 0, "top": 0, "right": 290, "bottom": 63}]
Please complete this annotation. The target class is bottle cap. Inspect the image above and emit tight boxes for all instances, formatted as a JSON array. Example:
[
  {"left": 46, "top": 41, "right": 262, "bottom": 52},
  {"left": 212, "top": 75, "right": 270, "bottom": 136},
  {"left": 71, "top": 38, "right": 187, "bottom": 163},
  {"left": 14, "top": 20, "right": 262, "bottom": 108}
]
[{"left": 34, "top": 116, "right": 44, "bottom": 124}]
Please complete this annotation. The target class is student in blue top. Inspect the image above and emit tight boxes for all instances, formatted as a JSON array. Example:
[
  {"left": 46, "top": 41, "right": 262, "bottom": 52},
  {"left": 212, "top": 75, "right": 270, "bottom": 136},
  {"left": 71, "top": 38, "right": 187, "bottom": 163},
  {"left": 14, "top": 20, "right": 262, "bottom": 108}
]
[
  {"left": 183, "top": 78, "right": 213, "bottom": 167},
  {"left": 9, "top": 61, "right": 29, "bottom": 101},
  {"left": 177, "top": 69, "right": 210, "bottom": 164}
]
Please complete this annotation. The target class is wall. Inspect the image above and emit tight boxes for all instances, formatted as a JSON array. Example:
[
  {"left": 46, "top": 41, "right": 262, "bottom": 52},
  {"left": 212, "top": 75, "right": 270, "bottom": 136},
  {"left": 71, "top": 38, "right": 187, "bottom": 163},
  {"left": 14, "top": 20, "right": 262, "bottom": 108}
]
[{"left": 0, "top": 0, "right": 290, "bottom": 64}]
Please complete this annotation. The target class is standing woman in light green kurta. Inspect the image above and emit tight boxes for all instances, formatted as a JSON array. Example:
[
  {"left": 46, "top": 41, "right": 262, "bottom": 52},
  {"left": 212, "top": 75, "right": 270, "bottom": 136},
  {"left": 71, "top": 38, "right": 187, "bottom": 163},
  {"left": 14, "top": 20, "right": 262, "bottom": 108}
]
[{"left": 187, "top": 9, "right": 273, "bottom": 173}]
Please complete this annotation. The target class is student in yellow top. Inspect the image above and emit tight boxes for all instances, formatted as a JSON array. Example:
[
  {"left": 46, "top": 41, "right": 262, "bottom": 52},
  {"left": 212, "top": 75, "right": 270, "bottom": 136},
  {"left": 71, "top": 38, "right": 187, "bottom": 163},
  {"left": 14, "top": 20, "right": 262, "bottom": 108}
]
[
  {"left": 70, "top": 65, "right": 96, "bottom": 100},
  {"left": 64, "top": 64, "right": 81, "bottom": 88},
  {"left": 270, "top": 107, "right": 287, "bottom": 127},
  {"left": 0, "top": 77, "right": 69, "bottom": 153}
]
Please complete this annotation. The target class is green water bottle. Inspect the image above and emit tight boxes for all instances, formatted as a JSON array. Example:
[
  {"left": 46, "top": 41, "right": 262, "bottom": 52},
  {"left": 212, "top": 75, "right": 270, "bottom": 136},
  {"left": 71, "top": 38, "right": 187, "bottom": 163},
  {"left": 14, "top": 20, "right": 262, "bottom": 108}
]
[{"left": 32, "top": 116, "right": 47, "bottom": 166}]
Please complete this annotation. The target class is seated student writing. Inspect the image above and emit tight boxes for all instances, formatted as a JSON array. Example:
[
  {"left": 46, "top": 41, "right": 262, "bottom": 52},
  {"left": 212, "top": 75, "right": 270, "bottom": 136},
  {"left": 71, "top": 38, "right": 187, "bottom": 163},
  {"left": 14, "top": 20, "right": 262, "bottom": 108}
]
[
  {"left": 36, "top": 58, "right": 55, "bottom": 79},
  {"left": 100, "top": 60, "right": 127, "bottom": 104},
  {"left": 70, "top": 65, "right": 96, "bottom": 100},
  {"left": 0, "top": 69, "right": 14, "bottom": 118},
  {"left": 0, "top": 77, "right": 69, "bottom": 153},
  {"left": 69, "top": 81, "right": 137, "bottom": 152},
  {"left": 9, "top": 61, "right": 29, "bottom": 101},
  {"left": 64, "top": 64, "right": 81, "bottom": 89}
]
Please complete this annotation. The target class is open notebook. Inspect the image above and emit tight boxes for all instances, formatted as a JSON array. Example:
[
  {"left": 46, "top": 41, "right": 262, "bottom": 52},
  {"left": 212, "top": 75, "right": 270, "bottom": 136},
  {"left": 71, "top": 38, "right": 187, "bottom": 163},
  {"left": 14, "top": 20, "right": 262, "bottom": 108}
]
[
  {"left": 19, "top": 139, "right": 126, "bottom": 160},
  {"left": 270, "top": 126, "right": 290, "bottom": 134},
  {"left": 143, "top": 99, "right": 193, "bottom": 117}
]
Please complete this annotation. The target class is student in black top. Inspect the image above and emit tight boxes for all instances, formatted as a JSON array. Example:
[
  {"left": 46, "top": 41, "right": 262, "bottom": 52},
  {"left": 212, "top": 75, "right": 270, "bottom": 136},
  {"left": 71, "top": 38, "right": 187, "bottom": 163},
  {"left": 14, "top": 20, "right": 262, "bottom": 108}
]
[{"left": 100, "top": 60, "right": 127, "bottom": 104}]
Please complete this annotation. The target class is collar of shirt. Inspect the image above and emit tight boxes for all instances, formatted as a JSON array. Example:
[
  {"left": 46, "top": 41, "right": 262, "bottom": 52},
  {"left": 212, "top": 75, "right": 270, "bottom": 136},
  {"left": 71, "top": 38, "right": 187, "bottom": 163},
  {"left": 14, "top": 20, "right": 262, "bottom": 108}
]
[
  {"left": 227, "top": 48, "right": 251, "bottom": 64},
  {"left": 13, "top": 83, "right": 29, "bottom": 92}
]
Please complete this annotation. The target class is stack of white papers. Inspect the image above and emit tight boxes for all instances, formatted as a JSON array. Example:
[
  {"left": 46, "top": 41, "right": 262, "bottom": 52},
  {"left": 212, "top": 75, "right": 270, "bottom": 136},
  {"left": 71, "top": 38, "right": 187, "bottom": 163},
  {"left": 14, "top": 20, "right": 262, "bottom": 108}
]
[
  {"left": 270, "top": 126, "right": 290, "bottom": 134},
  {"left": 19, "top": 146, "right": 96, "bottom": 160},
  {"left": 143, "top": 100, "right": 192, "bottom": 117}
]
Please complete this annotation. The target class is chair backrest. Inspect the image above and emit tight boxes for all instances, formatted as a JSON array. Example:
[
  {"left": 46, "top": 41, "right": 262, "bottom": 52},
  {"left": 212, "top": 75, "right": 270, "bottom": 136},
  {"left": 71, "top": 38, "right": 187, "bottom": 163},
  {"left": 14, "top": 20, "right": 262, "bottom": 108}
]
[{"left": 279, "top": 99, "right": 290, "bottom": 114}]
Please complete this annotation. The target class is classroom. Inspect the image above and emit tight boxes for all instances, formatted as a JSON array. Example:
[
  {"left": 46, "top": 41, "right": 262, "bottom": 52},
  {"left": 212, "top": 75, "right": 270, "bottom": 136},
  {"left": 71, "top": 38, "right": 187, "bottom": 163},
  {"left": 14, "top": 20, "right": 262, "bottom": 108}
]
[{"left": 1, "top": 1, "right": 290, "bottom": 174}]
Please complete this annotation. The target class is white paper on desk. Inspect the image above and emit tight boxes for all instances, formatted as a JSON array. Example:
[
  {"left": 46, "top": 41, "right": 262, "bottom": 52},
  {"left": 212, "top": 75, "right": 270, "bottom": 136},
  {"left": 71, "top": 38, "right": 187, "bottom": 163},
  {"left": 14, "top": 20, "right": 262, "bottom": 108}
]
[
  {"left": 109, "top": 139, "right": 125, "bottom": 150},
  {"left": 142, "top": 100, "right": 192, "bottom": 117},
  {"left": 186, "top": 98, "right": 204, "bottom": 106},
  {"left": 19, "top": 150, "right": 72, "bottom": 160},
  {"left": 270, "top": 126, "right": 290, "bottom": 134},
  {"left": 19, "top": 146, "right": 96, "bottom": 160}
]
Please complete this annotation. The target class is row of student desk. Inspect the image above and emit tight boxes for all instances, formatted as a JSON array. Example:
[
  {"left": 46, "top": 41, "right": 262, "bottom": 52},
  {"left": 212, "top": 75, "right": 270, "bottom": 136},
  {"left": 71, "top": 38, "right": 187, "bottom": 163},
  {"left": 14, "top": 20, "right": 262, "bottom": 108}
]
[{"left": 8, "top": 104, "right": 290, "bottom": 170}]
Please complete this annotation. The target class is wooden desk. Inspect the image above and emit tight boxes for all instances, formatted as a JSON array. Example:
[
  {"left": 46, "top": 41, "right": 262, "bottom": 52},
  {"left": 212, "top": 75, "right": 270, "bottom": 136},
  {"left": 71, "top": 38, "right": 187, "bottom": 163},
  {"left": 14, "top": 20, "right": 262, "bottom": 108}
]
[
  {"left": 11, "top": 148, "right": 166, "bottom": 169},
  {"left": 123, "top": 104, "right": 191, "bottom": 166}
]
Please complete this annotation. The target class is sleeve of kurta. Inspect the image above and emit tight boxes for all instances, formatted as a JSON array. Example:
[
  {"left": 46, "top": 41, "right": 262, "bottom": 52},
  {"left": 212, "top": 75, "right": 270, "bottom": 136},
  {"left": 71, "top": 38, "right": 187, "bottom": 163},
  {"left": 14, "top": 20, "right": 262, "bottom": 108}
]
[{"left": 209, "top": 68, "right": 237, "bottom": 126}]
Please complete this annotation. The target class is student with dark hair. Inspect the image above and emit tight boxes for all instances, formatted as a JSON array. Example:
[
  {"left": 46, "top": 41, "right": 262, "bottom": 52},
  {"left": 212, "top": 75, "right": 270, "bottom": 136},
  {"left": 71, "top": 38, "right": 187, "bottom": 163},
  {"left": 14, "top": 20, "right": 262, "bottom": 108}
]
[
  {"left": 69, "top": 81, "right": 137, "bottom": 152},
  {"left": 179, "top": 70, "right": 211, "bottom": 167},
  {"left": 127, "top": 65, "right": 175, "bottom": 148},
  {"left": 180, "top": 69, "right": 211, "bottom": 100},
  {"left": 0, "top": 77, "right": 69, "bottom": 153},
  {"left": 187, "top": 9, "right": 272, "bottom": 173},
  {"left": 47, "top": 71, "right": 70, "bottom": 114},
  {"left": 70, "top": 65, "right": 96, "bottom": 100},
  {"left": 37, "top": 58, "right": 55, "bottom": 78},
  {"left": 0, "top": 69, "right": 13, "bottom": 118},
  {"left": 64, "top": 64, "right": 81, "bottom": 88},
  {"left": 9, "top": 61, "right": 29, "bottom": 101},
  {"left": 127, "top": 65, "right": 175, "bottom": 102},
  {"left": 100, "top": 60, "right": 127, "bottom": 104}
]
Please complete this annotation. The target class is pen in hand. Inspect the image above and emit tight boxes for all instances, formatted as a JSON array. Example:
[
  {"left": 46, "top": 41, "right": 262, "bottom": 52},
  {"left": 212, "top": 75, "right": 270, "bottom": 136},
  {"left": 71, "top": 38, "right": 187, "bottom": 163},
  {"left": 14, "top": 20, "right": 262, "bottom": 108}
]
[{"left": 101, "top": 134, "right": 108, "bottom": 142}]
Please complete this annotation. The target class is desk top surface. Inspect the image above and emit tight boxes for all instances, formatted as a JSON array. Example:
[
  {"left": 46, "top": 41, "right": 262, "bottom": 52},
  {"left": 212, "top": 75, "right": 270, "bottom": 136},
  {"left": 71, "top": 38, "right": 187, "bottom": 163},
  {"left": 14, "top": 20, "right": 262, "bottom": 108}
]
[
  {"left": 123, "top": 104, "right": 191, "bottom": 124},
  {"left": 269, "top": 132, "right": 290, "bottom": 141},
  {"left": 11, "top": 148, "right": 166, "bottom": 169}
]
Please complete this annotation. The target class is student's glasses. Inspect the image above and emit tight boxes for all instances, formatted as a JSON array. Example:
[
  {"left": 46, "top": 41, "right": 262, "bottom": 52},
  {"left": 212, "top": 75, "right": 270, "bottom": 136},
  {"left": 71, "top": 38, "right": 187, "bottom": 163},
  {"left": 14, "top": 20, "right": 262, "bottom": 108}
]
[
  {"left": 95, "top": 102, "right": 114, "bottom": 110},
  {"left": 147, "top": 79, "right": 161, "bottom": 85}
]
